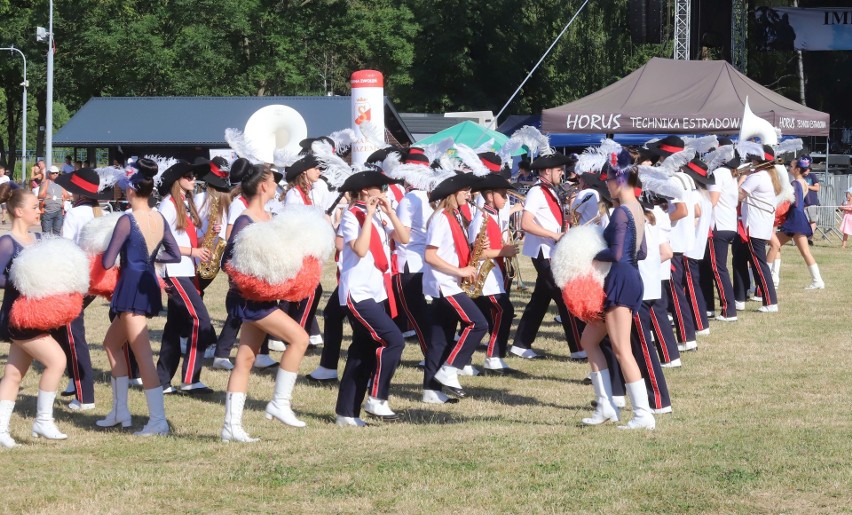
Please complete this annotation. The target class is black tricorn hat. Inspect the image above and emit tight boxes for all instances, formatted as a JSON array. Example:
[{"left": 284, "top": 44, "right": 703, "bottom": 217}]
[
  {"left": 299, "top": 136, "right": 336, "bottom": 154},
  {"left": 428, "top": 173, "right": 479, "bottom": 202},
  {"left": 285, "top": 155, "right": 320, "bottom": 182},
  {"left": 645, "top": 135, "right": 686, "bottom": 158},
  {"left": 529, "top": 153, "right": 573, "bottom": 170},
  {"left": 54, "top": 168, "right": 113, "bottom": 200},
  {"left": 580, "top": 172, "right": 611, "bottom": 203},
  {"left": 471, "top": 173, "right": 515, "bottom": 192},
  {"left": 402, "top": 147, "right": 431, "bottom": 166},
  {"left": 365, "top": 146, "right": 401, "bottom": 166},
  {"left": 682, "top": 157, "right": 715, "bottom": 187},
  {"left": 339, "top": 170, "right": 400, "bottom": 193},
  {"left": 158, "top": 160, "right": 207, "bottom": 196},
  {"left": 193, "top": 157, "right": 231, "bottom": 192}
]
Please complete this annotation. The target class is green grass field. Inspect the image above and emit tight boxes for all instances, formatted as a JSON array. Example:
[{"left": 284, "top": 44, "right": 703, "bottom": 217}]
[{"left": 1, "top": 243, "right": 850, "bottom": 513}]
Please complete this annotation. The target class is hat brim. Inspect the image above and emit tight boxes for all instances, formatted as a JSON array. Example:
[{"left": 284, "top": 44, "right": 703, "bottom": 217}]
[
  {"left": 339, "top": 171, "right": 400, "bottom": 193},
  {"left": 684, "top": 168, "right": 715, "bottom": 186},
  {"left": 201, "top": 172, "right": 232, "bottom": 192},
  {"left": 157, "top": 161, "right": 208, "bottom": 196},
  {"left": 471, "top": 174, "right": 516, "bottom": 192},
  {"left": 428, "top": 173, "right": 479, "bottom": 202},
  {"left": 645, "top": 140, "right": 685, "bottom": 158},
  {"left": 285, "top": 156, "right": 320, "bottom": 182},
  {"left": 529, "top": 154, "right": 573, "bottom": 170},
  {"left": 53, "top": 172, "right": 114, "bottom": 200}
]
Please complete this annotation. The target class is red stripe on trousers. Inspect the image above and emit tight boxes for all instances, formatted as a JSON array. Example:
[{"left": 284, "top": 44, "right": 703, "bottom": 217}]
[
  {"left": 169, "top": 277, "right": 201, "bottom": 384},
  {"left": 633, "top": 312, "right": 662, "bottom": 409},
  {"left": 668, "top": 277, "right": 688, "bottom": 344},
  {"left": 683, "top": 255, "right": 705, "bottom": 331},
  {"left": 299, "top": 290, "right": 316, "bottom": 328},
  {"left": 708, "top": 234, "right": 728, "bottom": 314},
  {"left": 747, "top": 238, "right": 772, "bottom": 306},
  {"left": 445, "top": 296, "right": 474, "bottom": 366},
  {"left": 648, "top": 306, "right": 671, "bottom": 362},
  {"left": 486, "top": 295, "right": 503, "bottom": 358},
  {"left": 346, "top": 296, "right": 389, "bottom": 399},
  {"left": 394, "top": 274, "right": 426, "bottom": 356},
  {"left": 66, "top": 322, "right": 83, "bottom": 402}
]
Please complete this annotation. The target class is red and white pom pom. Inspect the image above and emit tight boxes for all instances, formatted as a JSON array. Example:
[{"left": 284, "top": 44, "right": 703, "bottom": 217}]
[
  {"left": 78, "top": 213, "right": 123, "bottom": 298},
  {"left": 550, "top": 225, "right": 612, "bottom": 323},
  {"left": 228, "top": 205, "right": 335, "bottom": 302},
  {"left": 9, "top": 238, "right": 90, "bottom": 330}
]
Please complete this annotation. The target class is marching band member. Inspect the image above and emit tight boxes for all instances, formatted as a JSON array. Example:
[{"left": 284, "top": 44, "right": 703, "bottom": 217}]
[
  {"left": 576, "top": 150, "right": 654, "bottom": 430},
  {"left": 221, "top": 164, "right": 334, "bottom": 441},
  {"left": 0, "top": 183, "right": 81, "bottom": 447},
  {"left": 194, "top": 156, "right": 233, "bottom": 292},
  {"left": 682, "top": 157, "right": 714, "bottom": 335},
  {"left": 334, "top": 170, "right": 410, "bottom": 425},
  {"left": 511, "top": 153, "right": 586, "bottom": 360},
  {"left": 705, "top": 140, "right": 741, "bottom": 321},
  {"left": 54, "top": 167, "right": 116, "bottom": 411},
  {"left": 423, "top": 172, "right": 488, "bottom": 401},
  {"left": 735, "top": 145, "right": 781, "bottom": 312},
  {"left": 155, "top": 161, "right": 218, "bottom": 394},
  {"left": 468, "top": 174, "right": 519, "bottom": 374},
  {"left": 96, "top": 159, "right": 181, "bottom": 436}
]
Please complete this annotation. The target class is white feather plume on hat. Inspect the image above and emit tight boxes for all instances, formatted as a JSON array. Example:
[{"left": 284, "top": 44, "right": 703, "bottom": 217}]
[
  {"left": 229, "top": 205, "right": 335, "bottom": 285},
  {"left": 385, "top": 151, "right": 454, "bottom": 193},
  {"left": 453, "top": 143, "right": 490, "bottom": 177},
  {"left": 703, "top": 145, "right": 736, "bottom": 173},
  {"left": 497, "top": 139, "right": 523, "bottom": 170},
  {"left": 357, "top": 121, "right": 389, "bottom": 149},
  {"left": 473, "top": 139, "right": 494, "bottom": 153},
  {"left": 421, "top": 138, "right": 455, "bottom": 164},
  {"left": 312, "top": 140, "right": 356, "bottom": 189},
  {"left": 575, "top": 139, "right": 622, "bottom": 174},
  {"left": 683, "top": 135, "right": 719, "bottom": 156},
  {"left": 145, "top": 155, "right": 179, "bottom": 189},
  {"left": 736, "top": 141, "right": 766, "bottom": 162},
  {"left": 10, "top": 238, "right": 89, "bottom": 298},
  {"left": 95, "top": 166, "right": 127, "bottom": 192},
  {"left": 508, "top": 125, "right": 552, "bottom": 158},
  {"left": 659, "top": 149, "right": 695, "bottom": 174},
  {"left": 225, "top": 128, "right": 264, "bottom": 164},
  {"left": 273, "top": 147, "right": 301, "bottom": 169},
  {"left": 327, "top": 128, "right": 358, "bottom": 154},
  {"left": 637, "top": 165, "right": 686, "bottom": 200},
  {"left": 773, "top": 138, "right": 804, "bottom": 158}
]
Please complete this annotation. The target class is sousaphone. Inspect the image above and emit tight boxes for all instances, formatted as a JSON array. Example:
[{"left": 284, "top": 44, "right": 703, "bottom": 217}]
[{"left": 243, "top": 105, "right": 308, "bottom": 164}]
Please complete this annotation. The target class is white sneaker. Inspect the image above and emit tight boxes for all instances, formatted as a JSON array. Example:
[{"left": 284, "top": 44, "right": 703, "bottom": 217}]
[
  {"left": 422, "top": 389, "right": 456, "bottom": 404},
  {"left": 434, "top": 365, "right": 463, "bottom": 390},
  {"left": 716, "top": 315, "right": 738, "bottom": 322},
  {"left": 652, "top": 406, "right": 673, "bottom": 415},
  {"left": 458, "top": 365, "right": 479, "bottom": 377},
  {"left": 509, "top": 346, "right": 541, "bottom": 359},
  {"left": 180, "top": 382, "right": 213, "bottom": 393},
  {"left": 677, "top": 341, "right": 698, "bottom": 352},
  {"left": 203, "top": 346, "right": 215, "bottom": 359},
  {"left": 661, "top": 358, "right": 682, "bottom": 368},
  {"left": 267, "top": 339, "right": 287, "bottom": 352},
  {"left": 483, "top": 357, "right": 509, "bottom": 370},
  {"left": 749, "top": 296, "right": 763, "bottom": 303},
  {"left": 734, "top": 301, "right": 746, "bottom": 311},
  {"left": 212, "top": 357, "right": 234, "bottom": 370},
  {"left": 805, "top": 281, "right": 825, "bottom": 290},
  {"left": 68, "top": 399, "right": 95, "bottom": 411},
  {"left": 253, "top": 354, "right": 278, "bottom": 369},
  {"left": 309, "top": 334, "right": 323, "bottom": 346},
  {"left": 757, "top": 304, "right": 779, "bottom": 313},
  {"left": 335, "top": 415, "right": 366, "bottom": 427},
  {"left": 401, "top": 330, "right": 416, "bottom": 338},
  {"left": 695, "top": 328, "right": 710, "bottom": 336},
  {"left": 569, "top": 350, "right": 588, "bottom": 360},
  {"left": 307, "top": 366, "right": 338, "bottom": 381},
  {"left": 364, "top": 397, "right": 398, "bottom": 419}
]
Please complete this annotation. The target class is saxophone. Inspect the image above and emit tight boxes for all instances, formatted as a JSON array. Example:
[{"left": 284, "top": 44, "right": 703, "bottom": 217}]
[
  {"left": 196, "top": 193, "right": 227, "bottom": 280},
  {"left": 460, "top": 218, "right": 495, "bottom": 299}
]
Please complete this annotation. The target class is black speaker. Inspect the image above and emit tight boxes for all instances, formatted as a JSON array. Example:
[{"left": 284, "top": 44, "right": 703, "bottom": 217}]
[
  {"left": 629, "top": 0, "right": 647, "bottom": 44},
  {"left": 645, "top": 0, "right": 663, "bottom": 44}
]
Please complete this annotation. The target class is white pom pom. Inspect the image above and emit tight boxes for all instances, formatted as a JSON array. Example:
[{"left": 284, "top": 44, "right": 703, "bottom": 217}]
[
  {"left": 10, "top": 237, "right": 90, "bottom": 298},
  {"left": 230, "top": 205, "right": 335, "bottom": 283},
  {"left": 78, "top": 213, "right": 123, "bottom": 256},
  {"left": 550, "top": 225, "right": 611, "bottom": 289}
]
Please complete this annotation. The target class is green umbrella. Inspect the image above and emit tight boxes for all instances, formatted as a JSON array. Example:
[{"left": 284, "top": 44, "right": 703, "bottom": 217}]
[{"left": 415, "top": 120, "right": 525, "bottom": 156}]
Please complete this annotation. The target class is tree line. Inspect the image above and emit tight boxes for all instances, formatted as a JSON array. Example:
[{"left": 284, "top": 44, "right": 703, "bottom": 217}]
[{"left": 0, "top": 0, "right": 846, "bottom": 176}]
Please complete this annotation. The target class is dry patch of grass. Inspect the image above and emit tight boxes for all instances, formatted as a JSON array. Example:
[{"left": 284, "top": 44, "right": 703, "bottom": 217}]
[{"left": 1, "top": 244, "right": 850, "bottom": 513}]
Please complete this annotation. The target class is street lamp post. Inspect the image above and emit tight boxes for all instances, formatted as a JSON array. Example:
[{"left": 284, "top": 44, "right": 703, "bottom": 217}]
[
  {"left": 1, "top": 46, "right": 27, "bottom": 183},
  {"left": 46, "top": 0, "right": 54, "bottom": 168}
]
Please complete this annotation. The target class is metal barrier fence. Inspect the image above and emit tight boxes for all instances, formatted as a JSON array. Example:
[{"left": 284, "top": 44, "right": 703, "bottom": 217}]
[
  {"left": 815, "top": 172, "right": 852, "bottom": 206},
  {"left": 812, "top": 205, "right": 845, "bottom": 242}
]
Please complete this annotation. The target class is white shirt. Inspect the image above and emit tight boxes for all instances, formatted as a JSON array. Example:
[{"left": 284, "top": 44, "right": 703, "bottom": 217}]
[
  {"left": 0, "top": 176, "right": 10, "bottom": 185},
  {"left": 521, "top": 181, "right": 563, "bottom": 259},
  {"left": 653, "top": 206, "right": 672, "bottom": 280},
  {"left": 475, "top": 194, "right": 511, "bottom": 231},
  {"left": 395, "top": 190, "right": 433, "bottom": 273},
  {"left": 61, "top": 204, "right": 97, "bottom": 244},
  {"left": 285, "top": 185, "right": 317, "bottom": 206},
  {"left": 467, "top": 206, "right": 505, "bottom": 297},
  {"left": 422, "top": 208, "right": 465, "bottom": 298},
  {"left": 686, "top": 191, "right": 713, "bottom": 260},
  {"left": 668, "top": 173, "right": 696, "bottom": 254},
  {"left": 338, "top": 204, "right": 394, "bottom": 306},
  {"left": 228, "top": 195, "right": 249, "bottom": 226},
  {"left": 194, "top": 191, "right": 227, "bottom": 241},
  {"left": 571, "top": 189, "right": 600, "bottom": 226},
  {"left": 387, "top": 183, "right": 406, "bottom": 212},
  {"left": 708, "top": 167, "right": 738, "bottom": 232},
  {"left": 158, "top": 194, "right": 196, "bottom": 277},
  {"left": 741, "top": 170, "right": 776, "bottom": 240},
  {"left": 639, "top": 219, "right": 662, "bottom": 301}
]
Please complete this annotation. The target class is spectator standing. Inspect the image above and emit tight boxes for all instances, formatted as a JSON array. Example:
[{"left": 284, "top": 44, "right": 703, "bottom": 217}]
[
  {"left": 61, "top": 156, "right": 75, "bottom": 174},
  {"left": 38, "top": 166, "right": 70, "bottom": 235}
]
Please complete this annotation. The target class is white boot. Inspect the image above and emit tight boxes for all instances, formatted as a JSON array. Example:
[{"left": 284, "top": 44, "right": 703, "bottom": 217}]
[
  {"left": 0, "top": 400, "right": 17, "bottom": 448},
  {"left": 618, "top": 380, "right": 656, "bottom": 430},
  {"left": 31, "top": 390, "right": 68, "bottom": 440},
  {"left": 96, "top": 376, "right": 132, "bottom": 428},
  {"left": 581, "top": 369, "right": 619, "bottom": 425},
  {"left": 805, "top": 264, "right": 824, "bottom": 289},
  {"left": 221, "top": 392, "right": 258, "bottom": 443},
  {"left": 771, "top": 258, "right": 781, "bottom": 287},
  {"left": 134, "top": 387, "right": 169, "bottom": 436},
  {"left": 265, "top": 369, "right": 305, "bottom": 428}
]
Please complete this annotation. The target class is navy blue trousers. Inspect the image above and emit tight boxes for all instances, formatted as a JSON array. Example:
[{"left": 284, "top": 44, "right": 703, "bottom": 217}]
[
  {"left": 393, "top": 269, "right": 430, "bottom": 356},
  {"left": 58, "top": 296, "right": 96, "bottom": 404},
  {"left": 686, "top": 257, "right": 709, "bottom": 330},
  {"left": 648, "top": 293, "right": 680, "bottom": 364},
  {"left": 668, "top": 254, "right": 696, "bottom": 343},
  {"left": 513, "top": 252, "right": 584, "bottom": 354},
  {"left": 474, "top": 293, "right": 514, "bottom": 359},
  {"left": 424, "top": 293, "right": 488, "bottom": 390},
  {"left": 286, "top": 284, "right": 322, "bottom": 330},
  {"left": 157, "top": 276, "right": 217, "bottom": 387},
  {"left": 707, "top": 230, "right": 737, "bottom": 317},
  {"left": 318, "top": 286, "right": 348, "bottom": 370},
  {"left": 336, "top": 297, "right": 404, "bottom": 417}
]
